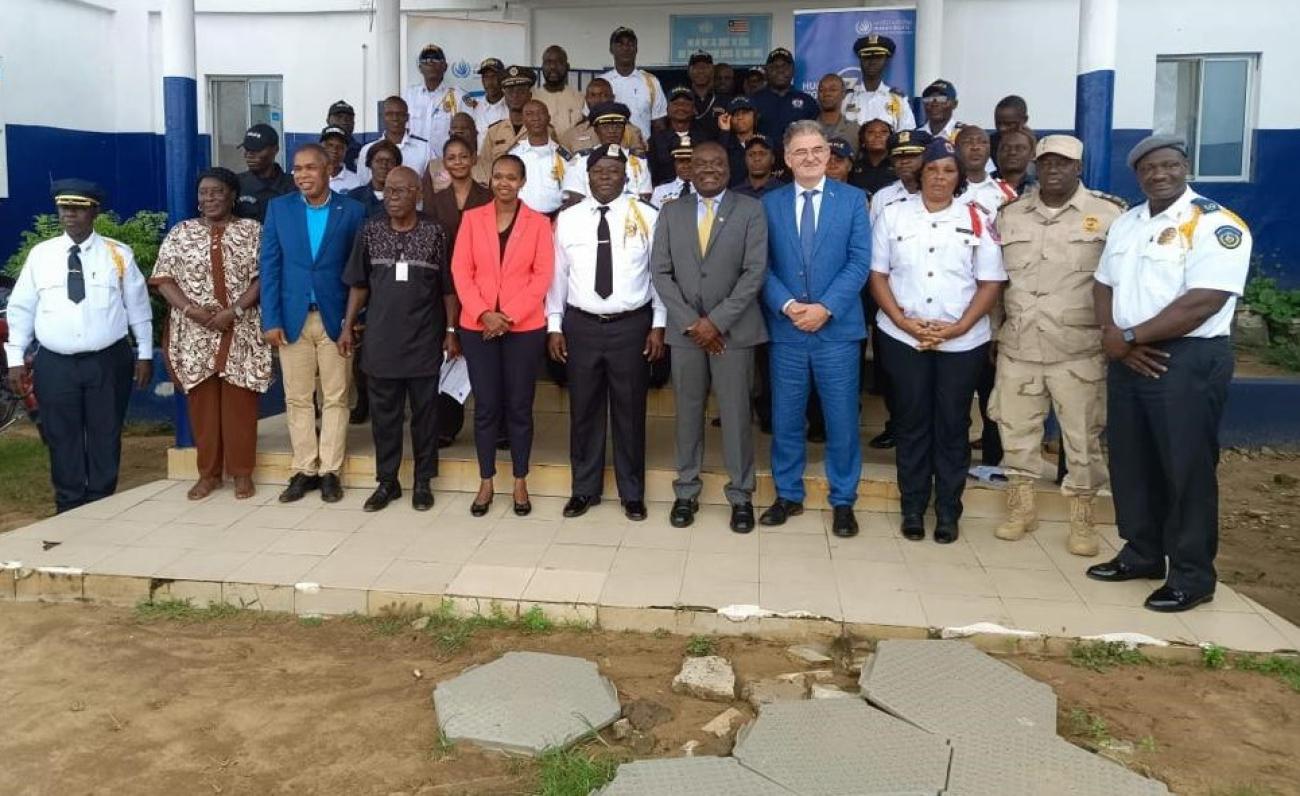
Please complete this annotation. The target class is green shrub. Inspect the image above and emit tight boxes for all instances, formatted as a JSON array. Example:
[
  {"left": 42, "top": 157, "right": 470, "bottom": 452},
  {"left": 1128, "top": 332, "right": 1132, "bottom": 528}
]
[{"left": 1242, "top": 275, "right": 1300, "bottom": 340}]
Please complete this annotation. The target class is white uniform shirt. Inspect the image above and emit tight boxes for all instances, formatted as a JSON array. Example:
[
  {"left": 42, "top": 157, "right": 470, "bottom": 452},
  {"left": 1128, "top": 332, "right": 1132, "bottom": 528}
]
[
  {"left": 871, "top": 198, "right": 1007, "bottom": 352},
  {"left": 547, "top": 195, "right": 666, "bottom": 331},
  {"left": 356, "top": 133, "right": 430, "bottom": 187},
  {"left": 869, "top": 180, "right": 915, "bottom": 226},
  {"left": 650, "top": 177, "right": 691, "bottom": 208},
  {"left": 473, "top": 96, "right": 509, "bottom": 149},
  {"left": 510, "top": 139, "right": 567, "bottom": 214},
  {"left": 957, "top": 175, "right": 1017, "bottom": 213},
  {"left": 329, "top": 166, "right": 363, "bottom": 194},
  {"left": 918, "top": 117, "right": 962, "bottom": 142},
  {"left": 1094, "top": 188, "right": 1251, "bottom": 338},
  {"left": 403, "top": 82, "right": 469, "bottom": 157},
  {"left": 561, "top": 148, "right": 653, "bottom": 200},
  {"left": 4, "top": 232, "right": 153, "bottom": 362},
  {"left": 600, "top": 68, "right": 667, "bottom": 142},
  {"left": 844, "top": 81, "right": 916, "bottom": 132}
]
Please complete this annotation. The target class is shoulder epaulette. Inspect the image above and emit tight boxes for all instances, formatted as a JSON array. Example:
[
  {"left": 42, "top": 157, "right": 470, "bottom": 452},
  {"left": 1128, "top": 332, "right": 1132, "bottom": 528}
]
[
  {"left": 487, "top": 119, "right": 509, "bottom": 130},
  {"left": 556, "top": 145, "right": 572, "bottom": 160},
  {"left": 1088, "top": 189, "right": 1127, "bottom": 210},
  {"left": 889, "top": 86, "right": 905, "bottom": 95},
  {"left": 1189, "top": 197, "right": 1220, "bottom": 214},
  {"left": 968, "top": 199, "right": 989, "bottom": 216},
  {"left": 637, "top": 197, "right": 658, "bottom": 208},
  {"left": 884, "top": 194, "right": 911, "bottom": 208},
  {"left": 409, "top": 134, "right": 428, "bottom": 142}
]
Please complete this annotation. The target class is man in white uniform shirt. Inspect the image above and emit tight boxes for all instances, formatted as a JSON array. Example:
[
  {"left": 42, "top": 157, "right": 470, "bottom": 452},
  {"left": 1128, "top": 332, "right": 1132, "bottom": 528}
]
[
  {"left": 5, "top": 180, "right": 153, "bottom": 512},
  {"left": 649, "top": 138, "right": 695, "bottom": 207},
  {"left": 843, "top": 35, "right": 916, "bottom": 132},
  {"left": 471, "top": 58, "right": 508, "bottom": 149},
  {"left": 600, "top": 27, "right": 666, "bottom": 141},
  {"left": 510, "top": 100, "right": 570, "bottom": 215},
  {"left": 1086, "top": 135, "right": 1252, "bottom": 613},
  {"left": 561, "top": 102, "right": 653, "bottom": 203},
  {"left": 357, "top": 96, "right": 430, "bottom": 187},
  {"left": 403, "top": 44, "right": 471, "bottom": 158},
  {"left": 548, "top": 144, "right": 666, "bottom": 522}
]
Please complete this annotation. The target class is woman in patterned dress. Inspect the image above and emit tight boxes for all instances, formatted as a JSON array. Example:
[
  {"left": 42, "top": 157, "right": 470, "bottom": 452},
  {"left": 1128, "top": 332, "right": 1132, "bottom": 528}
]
[{"left": 151, "top": 167, "right": 273, "bottom": 500}]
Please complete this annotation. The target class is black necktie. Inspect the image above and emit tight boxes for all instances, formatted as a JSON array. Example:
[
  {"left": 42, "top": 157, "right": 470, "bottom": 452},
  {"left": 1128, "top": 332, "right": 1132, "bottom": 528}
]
[
  {"left": 680, "top": 182, "right": 692, "bottom": 196},
  {"left": 67, "top": 244, "right": 85, "bottom": 304},
  {"left": 595, "top": 205, "right": 613, "bottom": 299}
]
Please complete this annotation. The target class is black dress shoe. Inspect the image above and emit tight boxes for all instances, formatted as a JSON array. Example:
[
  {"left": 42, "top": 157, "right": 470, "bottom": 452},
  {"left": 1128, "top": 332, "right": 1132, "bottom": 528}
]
[
  {"left": 868, "top": 429, "right": 896, "bottom": 449},
  {"left": 278, "top": 473, "right": 321, "bottom": 503},
  {"left": 807, "top": 426, "right": 826, "bottom": 443},
  {"left": 1086, "top": 557, "right": 1167, "bottom": 582},
  {"left": 669, "top": 498, "right": 699, "bottom": 528},
  {"left": 562, "top": 495, "right": 600, "bottom": 518},
  {"left": 513, "top": 499, "right": 532, "bottom": 516},
  {"left": 900, "top": 514, "right": 925, "bottom": 541},
  {"left": 623, "top": 500, "right": 648, "bottom": 521},
  {"left": 363, "top": 481, "right": 402, "bottom": 512},
  {"left": 934, "top": 517, "right": 959, "bottom": 544},
  {"left": 470, "top": 495, "right": 493, "bottom": 517},
  {"left": 349, "top": 407, "right": 369, "bottom": 425},
  {"left": 730, "top": 503, "right": 756, "bottom": 534},
  {"left": 320, "top": 473, "right": 344, "bottom": 503},
  {"left": 1144, "top": 585, "right": 1214, "bottom": 613},
  {"left": 760, "top": 498, "right": 804, "bottom": 526},
  {"left": 832, "top": 506, "right": 859, "bottom": 538},
  {"left": 411, "top": 482, "right": 434, "bottom": 511}
]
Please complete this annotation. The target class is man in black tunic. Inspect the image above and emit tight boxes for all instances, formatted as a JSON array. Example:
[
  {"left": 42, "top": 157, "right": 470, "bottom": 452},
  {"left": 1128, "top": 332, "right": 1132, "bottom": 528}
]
[{"left": 339, "top": 166, "right": 461, "bottom": 512}]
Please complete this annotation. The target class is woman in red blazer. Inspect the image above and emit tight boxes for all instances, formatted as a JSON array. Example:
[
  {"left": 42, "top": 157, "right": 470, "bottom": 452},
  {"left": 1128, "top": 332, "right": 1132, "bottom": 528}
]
[{"left": 451, "top": 154, "right": 555, "bottom": 516}]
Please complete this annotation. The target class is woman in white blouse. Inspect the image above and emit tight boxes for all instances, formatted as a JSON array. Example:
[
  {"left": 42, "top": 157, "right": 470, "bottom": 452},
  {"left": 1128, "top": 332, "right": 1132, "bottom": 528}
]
[{"left": 869, "top": 138, "right": 1007, "bottom": 544}]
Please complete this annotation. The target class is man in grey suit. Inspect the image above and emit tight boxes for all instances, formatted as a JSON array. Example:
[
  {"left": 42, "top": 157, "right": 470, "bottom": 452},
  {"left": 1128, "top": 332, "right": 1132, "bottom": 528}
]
[{"left": 651, "top": 141, "right": 769, "bottom": 532}]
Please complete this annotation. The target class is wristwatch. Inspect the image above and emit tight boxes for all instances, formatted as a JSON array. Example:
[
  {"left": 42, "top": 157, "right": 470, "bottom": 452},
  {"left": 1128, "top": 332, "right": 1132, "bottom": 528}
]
[
  {"left": 446, "top": 326, "right": 457, "bottom": 334},
  {"left": 1121, "top": 328, "right": 1137, "bottom": 344}
]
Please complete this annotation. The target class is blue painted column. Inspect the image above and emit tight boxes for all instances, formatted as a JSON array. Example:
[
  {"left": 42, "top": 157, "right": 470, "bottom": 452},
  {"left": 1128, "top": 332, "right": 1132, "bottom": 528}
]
[
  {"left": 1074, "top": 0, "right": 1117, "bottom": 191},
  {"left": 164, "top": 0, "right": 198, "bottom": 448}
]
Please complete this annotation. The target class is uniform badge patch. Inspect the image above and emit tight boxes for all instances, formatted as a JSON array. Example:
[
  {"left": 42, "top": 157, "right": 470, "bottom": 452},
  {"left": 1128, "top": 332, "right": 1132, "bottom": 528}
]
[
  {"left": 1215, "top": 225, "right": 1243, "bottom": 249},
  {"left": 1082, "top": 215, "right": 1100, "bottom": 233},
  {"left": 1156, "top": 227, "right": 1177, "bottom": 245},
  {"left": 792, "top": 98, "right": 805, "bottom": 109}
]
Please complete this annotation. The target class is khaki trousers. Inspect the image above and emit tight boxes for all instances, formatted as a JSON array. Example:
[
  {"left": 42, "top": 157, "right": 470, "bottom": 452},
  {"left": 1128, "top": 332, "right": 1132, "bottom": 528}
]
[
  {"left": 280, "top": 311, "right": 351, "bottom": 475},
  {"left": 989, "top": 352, "right": 1107, "bottom": 495}
]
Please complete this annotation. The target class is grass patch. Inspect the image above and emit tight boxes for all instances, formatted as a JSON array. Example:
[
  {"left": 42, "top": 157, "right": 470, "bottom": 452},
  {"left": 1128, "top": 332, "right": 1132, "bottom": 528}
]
[
  {"left": 1234, "top": 654, "right": 1300, "bottom": 692},
  {"left": 1067, "top": 708, "right": 1112, "bottom": 746},
  {"left": 410, "top": 599, "right": 572, "bottom": 655},
  {"left": 0, "top": 434, "right": 54, "bottom": 518},
  {"left": 685, "top": 634, "right": 717, "bottom": 657},
  {"left": 298, "top": 616, "right": 324, "bottom": 628},
  {"left": 135, "top": 599, "right": 248, "bottom": 623},
  {"left": 1068, "top": 640, "right": 1148, "bottom": 672},
  {"left": 1202, "top": 644, "right": 1228, "bottom": 670},
  {"left": 431, "top": 728, "right": 457, "bottom": 761},
  {"left": 519, "top": 605, "right": 554, "bottom": 634},
  {"left": 536, "top": 742, "right": 619, "bottom": 796}
]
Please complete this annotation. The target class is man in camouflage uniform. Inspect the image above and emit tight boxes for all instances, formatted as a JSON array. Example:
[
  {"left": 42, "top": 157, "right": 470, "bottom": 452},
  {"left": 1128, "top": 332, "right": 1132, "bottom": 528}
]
[{"left": 990, "top": 135, "right": 1126, "bottom": 556}]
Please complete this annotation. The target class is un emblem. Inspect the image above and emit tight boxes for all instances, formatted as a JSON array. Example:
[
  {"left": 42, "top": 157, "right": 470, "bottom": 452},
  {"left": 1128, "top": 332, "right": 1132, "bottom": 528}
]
[
  {"left": 451, "top": 60, "right": 472, "bottom": 79},
  {"left": 855, "top": 19, "right": 873, "bottom": 35}
]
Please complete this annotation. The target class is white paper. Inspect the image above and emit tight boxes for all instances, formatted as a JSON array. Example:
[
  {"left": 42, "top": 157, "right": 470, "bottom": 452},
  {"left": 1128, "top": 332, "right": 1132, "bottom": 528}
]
[
  {"left": 439, "top": 356, "right": 471, "bottom": 404},
  {"left": 395, "top": 260, "right": 408, "bottom": 282}
]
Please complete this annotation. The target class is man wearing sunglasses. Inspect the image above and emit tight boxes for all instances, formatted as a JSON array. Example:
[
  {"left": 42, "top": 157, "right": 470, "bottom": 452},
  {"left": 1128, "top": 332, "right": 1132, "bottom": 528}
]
[{"left": 917, "top": 79, "right": 964, "bottom": 142}]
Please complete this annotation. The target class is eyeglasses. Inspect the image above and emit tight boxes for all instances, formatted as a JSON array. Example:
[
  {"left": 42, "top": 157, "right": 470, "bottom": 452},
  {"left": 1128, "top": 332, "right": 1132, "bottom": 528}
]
[
  {"left": 921, "top": 95, "right": 951, "bottom": 105},
  {"left": 788, "top": 145, "right": 828, "bottom": 160}
]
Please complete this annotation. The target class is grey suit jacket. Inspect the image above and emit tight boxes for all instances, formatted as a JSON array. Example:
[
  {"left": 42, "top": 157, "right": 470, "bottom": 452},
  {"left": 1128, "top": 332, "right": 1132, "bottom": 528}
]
[{"left": 650, "top": 191, "right": 769, "bottom": 348}]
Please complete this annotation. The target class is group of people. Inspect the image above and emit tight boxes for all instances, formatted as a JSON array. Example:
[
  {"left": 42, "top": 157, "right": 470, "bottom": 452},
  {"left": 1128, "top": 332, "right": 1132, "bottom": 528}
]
[{"left": 4, "top": 29, "right": 1254, "bottom": 614}]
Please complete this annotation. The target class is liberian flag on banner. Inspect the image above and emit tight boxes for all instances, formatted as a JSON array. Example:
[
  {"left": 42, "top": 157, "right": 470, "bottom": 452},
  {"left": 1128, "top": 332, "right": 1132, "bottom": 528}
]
[{"left": 727, "top": 19, "right": 749, "bottom": 34}]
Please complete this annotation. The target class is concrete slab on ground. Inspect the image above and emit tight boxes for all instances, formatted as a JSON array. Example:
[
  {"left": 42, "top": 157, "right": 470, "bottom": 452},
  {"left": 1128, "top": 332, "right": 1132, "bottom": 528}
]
[
  {"left": 597, "top": 757, "right": 796, "bottom": 795},
  {"left": 432, "top": 651, "right": 620, "bottom": 756},
  {"left": 859, "top": 640, "right": 1057, "bottom": 738},
  {"left": 732, "top": 699, "right": 951, "bottom": 795}
]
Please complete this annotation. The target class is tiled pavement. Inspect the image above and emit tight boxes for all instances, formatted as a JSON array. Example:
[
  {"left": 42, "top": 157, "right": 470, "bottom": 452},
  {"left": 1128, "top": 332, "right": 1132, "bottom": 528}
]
[{"left": 3, "top": 478, "right": 1298, "bottom": 654}]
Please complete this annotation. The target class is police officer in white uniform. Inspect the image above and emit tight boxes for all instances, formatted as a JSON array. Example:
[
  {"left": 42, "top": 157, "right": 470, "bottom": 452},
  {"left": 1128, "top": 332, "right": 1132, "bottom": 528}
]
[
  {"left": 843, "top": 35, "right": 916, "bottom": 132},
  {"left": 356, "top": 96, "right": 431, "bottom": 186},
  {"left": 869, "top": 139, "right": 1007, "bottom": 544},
  {"left": 1086, "top": 135, "right": 1252, "bottom": 613},
  {"left": 869, "top": 129, "right": 931, "bottom": 226},
  {"left": 600, "top": 27, "right": 667, "bottom": 142},
  {"left": 548, "top": 144, "right": 667, "bottom": 522},
  {"left": 509, "top": 99, "right": 570, "bottom": 215},
  {"left": 403, "top": 44, "right": 471, "bottom": 158},
  {"left": 471, "top": 58, "right": 509, "bottom": 148},
  {"left": 649, "top": 138, "right": 695, "bottom": 207},
  {"left": 561, "top": 102, "right": 653, "bottom": 203},
  {"left": 5, "top": 180, "right": 153, "bottom": 513}
]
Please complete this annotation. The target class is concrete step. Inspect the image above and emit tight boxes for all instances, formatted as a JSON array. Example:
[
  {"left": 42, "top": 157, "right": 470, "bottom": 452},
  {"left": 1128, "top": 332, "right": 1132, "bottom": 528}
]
[{"left": 167, "top": 410, "right": 1111, "bottom": 523}]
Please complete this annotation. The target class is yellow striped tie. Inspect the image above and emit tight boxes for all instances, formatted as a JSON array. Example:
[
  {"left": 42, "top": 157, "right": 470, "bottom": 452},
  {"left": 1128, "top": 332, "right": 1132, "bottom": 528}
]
[{"left": 698, "top": 197, "right": 715, "bottom": 256}]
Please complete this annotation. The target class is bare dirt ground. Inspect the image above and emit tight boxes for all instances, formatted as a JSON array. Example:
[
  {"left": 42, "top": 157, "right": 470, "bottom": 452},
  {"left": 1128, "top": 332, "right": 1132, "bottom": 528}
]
[
  {"left": 1216, "top": 450, "right": 1300, "bottom": 626},
  {"left": 0, "top": 603, "right": 1296, "bottom": 796}
]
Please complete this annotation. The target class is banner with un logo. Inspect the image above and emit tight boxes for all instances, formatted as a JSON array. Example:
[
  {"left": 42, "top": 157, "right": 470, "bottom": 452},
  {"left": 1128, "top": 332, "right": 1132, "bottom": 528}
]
[{"left": 793, "top": 7, "right": 916, "bottom": 97}]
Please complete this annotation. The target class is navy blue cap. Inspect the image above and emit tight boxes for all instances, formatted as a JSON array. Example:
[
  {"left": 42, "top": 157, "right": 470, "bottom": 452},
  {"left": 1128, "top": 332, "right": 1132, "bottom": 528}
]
[
  {"left": 51, "top": 178, "right": 106, "bottom": 208},
  {"left": 319, "top": 125, "right": 348, "bottom": 143},
  {"left": 668, "top": 86, "right": 693, "bottom": 103},
  {"left": 854, "top": 35, "right": 896, "bottom": 57},
  {"left": 887, "top": 129, "right": 932, "bottom": 156},
  {"left": 921, "top": 137, "right": 958, "bottom": 165},
  {"left": 727, "top": 96, "right": 756, "bottom": 113},
  {"left": 418, "top": 44, "right": 446, "bottom": 62},
  {"left": 828, "top": 137, "right": 853, "bottom": 159},
  {"left": 240, "top": 123, "right": 278, "bottom": 151},
  {"left": 590, "top": 101, "right": 631, "bottom": 125},
  {"left": 688, "top": 50, "right": 713, "bottom": 65},
  {"left": 743, "top": 134, "right": 773, "bottom": 152},
  {"left": 922, "top": 79, "right": 957, "bottom": 100}
]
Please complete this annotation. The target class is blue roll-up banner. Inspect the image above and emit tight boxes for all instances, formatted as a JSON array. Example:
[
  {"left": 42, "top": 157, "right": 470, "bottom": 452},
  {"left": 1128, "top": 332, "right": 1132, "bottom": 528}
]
[{"left": 793, "top": 7, "right": 916, "bottom": 98}]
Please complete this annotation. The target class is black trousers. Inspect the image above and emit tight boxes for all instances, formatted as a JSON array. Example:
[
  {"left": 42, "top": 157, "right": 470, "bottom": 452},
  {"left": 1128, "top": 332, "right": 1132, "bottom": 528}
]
[
  {"left": 975, "top": 355, "right": 1004, "bottom": 465},
  {"left": 755, "top": 343, "right": 825, "bottom": 433},
  {"left": 368, "top": 371, "right": 440, "bottom": 484},
  {"left": 564, "top": 305, "right": 651, "bottom": 500},
  {"left": 1108, "top": 337, "right": 1232, "bottom": 594},
  {"left": 438, "top": 394, "right": 465, "bottom": 443},
  {"left": 34, "top": 338, "right": 134, "bottom": 513},
  {"left": 461, "top": 329, "right": 545, "bottom": 479},
  {"left": 880, "top": 333, "right": 987, "bottom": 520}
]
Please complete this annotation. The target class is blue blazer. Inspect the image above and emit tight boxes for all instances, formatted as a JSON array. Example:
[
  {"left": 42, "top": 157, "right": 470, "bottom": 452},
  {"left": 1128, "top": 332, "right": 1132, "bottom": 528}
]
[
  {"left": 760, "top": 180, "right": 871, "bottom": 343},
  {"left": 260, "top": 191, "right": 365, "bottom": 343}
]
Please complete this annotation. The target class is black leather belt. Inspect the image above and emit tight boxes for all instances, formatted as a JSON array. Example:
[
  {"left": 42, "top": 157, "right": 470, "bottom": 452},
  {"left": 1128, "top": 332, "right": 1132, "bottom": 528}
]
[{"left": 566, "top": 303, "right": 651, "bottom": 323}]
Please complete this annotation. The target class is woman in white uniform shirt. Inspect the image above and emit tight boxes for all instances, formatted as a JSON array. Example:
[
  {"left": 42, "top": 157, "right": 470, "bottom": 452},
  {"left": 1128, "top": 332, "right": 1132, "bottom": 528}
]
[{"left": 869, "top": 138, "right": 1007, "bottom": 544}]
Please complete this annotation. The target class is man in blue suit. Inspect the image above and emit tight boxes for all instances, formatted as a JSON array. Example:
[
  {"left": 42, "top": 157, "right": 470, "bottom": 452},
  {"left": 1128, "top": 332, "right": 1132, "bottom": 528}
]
[
  {"left": 261, "top": 143, "right": 366, "bottom": 503},
  {"left": 759, "top": 120, "right": 872, "bottom": 537}
]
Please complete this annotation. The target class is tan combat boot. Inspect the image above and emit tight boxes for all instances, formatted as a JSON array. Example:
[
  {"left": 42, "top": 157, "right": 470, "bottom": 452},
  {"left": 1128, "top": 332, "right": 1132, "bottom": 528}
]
[
  {"left": 1067, "top": 495, "right": 1100, "bottom": 557},
  {"left": 995, "top": 480, "right": 1038, "bottom": 541}
]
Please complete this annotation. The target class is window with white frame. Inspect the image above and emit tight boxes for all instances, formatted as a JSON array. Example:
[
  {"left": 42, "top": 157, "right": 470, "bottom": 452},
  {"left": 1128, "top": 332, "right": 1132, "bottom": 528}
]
[{"left": 1153, "top": 54, "right": 1258, "bottom": 181}]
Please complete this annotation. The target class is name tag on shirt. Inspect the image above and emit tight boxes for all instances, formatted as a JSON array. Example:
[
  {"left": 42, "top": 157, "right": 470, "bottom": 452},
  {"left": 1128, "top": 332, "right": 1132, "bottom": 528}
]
[{"left": 395, "top": 260, "right": 409, "bottom": 282}]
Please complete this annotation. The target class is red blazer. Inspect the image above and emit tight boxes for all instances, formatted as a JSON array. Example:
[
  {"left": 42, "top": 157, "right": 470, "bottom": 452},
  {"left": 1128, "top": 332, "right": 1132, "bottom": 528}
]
[{"left": 451, "top": 202, "right": 555, "bottom": 332}]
